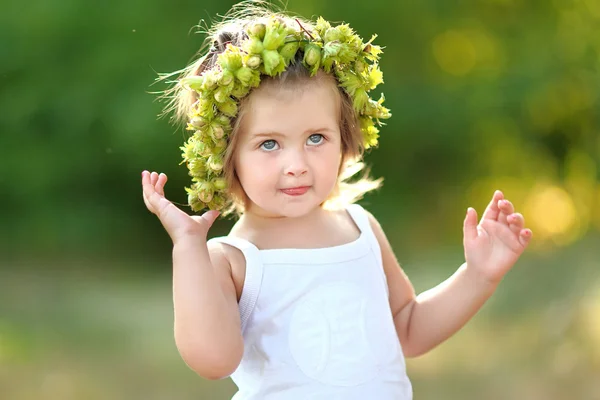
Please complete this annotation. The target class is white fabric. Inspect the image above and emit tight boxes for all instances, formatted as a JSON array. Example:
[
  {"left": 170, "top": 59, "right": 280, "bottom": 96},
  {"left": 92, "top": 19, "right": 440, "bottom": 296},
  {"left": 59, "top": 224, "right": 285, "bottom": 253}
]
[{"left": 208, "top": 204, "right": 412, "bottom": 400}]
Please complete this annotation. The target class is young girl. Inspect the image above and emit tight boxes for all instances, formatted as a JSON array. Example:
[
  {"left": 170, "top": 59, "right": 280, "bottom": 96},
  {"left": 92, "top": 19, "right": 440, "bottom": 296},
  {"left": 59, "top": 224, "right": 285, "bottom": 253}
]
[{"left": 142, "top": 3, "right": 532, "bottom": 399}]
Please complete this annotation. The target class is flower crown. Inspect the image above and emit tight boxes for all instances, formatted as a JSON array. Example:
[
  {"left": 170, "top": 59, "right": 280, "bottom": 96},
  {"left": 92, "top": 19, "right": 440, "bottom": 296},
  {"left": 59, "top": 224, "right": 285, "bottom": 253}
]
[{"left": 179, "top": 16, "right": 391, "bottom": 212}]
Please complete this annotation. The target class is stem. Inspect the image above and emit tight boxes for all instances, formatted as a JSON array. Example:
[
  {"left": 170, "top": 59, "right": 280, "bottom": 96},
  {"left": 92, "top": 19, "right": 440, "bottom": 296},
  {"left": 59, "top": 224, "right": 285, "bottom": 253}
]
[{"left": 295, "top": 18, "right": 315, "bottom": 40}]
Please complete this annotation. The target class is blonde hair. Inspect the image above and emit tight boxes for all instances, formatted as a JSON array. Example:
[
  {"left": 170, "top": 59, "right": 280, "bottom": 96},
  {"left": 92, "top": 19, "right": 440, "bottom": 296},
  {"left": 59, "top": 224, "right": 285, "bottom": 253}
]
[{"left": 158, "top": 1, "right": 382, "bottom": 217}]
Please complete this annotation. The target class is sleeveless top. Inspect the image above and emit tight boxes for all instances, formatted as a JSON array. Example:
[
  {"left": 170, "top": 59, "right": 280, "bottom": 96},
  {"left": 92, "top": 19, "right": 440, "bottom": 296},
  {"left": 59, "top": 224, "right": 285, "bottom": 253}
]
[{"left": 208, "top": 204, "right": 413, "bottom": 400}]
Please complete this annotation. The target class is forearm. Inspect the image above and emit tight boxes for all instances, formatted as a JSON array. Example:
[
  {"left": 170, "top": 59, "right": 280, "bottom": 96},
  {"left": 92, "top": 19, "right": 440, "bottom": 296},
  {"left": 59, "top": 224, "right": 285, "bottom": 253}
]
[
  {"left": 172, "top": 238, "right": 243, "bottom": 376},
  {"left": 400, "top": 263, "right": 497, "bottom": 357}
]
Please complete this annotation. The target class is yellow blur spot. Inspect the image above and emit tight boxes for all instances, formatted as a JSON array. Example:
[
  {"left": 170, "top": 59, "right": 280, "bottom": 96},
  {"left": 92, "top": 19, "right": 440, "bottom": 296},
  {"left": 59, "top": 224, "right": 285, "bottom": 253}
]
[
  {"left": 432, "top": 30, "right": 476, "bottom": 76},
  {"left": 524, "top": 184, "right": 580, "bottom": 245}
]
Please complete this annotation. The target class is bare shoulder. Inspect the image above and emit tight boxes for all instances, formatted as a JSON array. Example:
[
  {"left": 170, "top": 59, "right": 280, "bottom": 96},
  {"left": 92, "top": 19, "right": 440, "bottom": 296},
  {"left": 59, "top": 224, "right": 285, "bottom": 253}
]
[
  {"left": 360, "top": 206, "right": 386, "bottom": 240},
  {"left": 207, "top": 239, "right": 246, "bottom": 301}
]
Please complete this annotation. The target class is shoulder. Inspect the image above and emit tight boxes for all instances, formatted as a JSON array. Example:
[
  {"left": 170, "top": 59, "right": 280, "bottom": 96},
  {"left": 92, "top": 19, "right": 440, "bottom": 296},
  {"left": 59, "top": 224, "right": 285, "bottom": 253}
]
[
  {"left": 207, "top": 238, "right": 246, "bottom": 300},
  {"left": 350, "top": 204, "right": 386, "bottom": 240}
]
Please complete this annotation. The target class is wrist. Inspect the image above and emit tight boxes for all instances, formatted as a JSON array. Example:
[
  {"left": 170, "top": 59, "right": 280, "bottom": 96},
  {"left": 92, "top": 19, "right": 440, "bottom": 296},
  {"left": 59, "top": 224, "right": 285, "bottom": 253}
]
[
  {"left": 173, "top": 234, "right": 207, "bottom": 251},
  {"left": 461, "top": 262, "right": 499, "bottom": 294}
]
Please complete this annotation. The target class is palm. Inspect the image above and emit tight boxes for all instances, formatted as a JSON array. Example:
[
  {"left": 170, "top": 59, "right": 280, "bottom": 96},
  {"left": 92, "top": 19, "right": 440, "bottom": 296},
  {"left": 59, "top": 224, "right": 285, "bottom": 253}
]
[
  {"left": 141, "top": 171, "right": 219, "bottom": 243},
  {"left": 463, "top": 191, "right": 532, "bottom": 284}
]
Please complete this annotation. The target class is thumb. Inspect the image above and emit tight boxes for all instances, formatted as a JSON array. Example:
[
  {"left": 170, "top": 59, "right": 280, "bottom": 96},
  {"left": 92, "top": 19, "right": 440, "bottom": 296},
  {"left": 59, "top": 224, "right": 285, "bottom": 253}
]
[
  {"left": 200, "top": 210, "right": 221, "bottom": 229},
  {"left": 463, "top": 207, "right": 478, "bottom": 242}
]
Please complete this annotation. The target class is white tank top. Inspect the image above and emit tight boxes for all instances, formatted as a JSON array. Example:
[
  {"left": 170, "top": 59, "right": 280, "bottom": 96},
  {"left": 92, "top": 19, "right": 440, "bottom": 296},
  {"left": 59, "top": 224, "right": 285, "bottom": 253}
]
[{"left": 208, "top": 204, "right": 413, "bottom": 400}]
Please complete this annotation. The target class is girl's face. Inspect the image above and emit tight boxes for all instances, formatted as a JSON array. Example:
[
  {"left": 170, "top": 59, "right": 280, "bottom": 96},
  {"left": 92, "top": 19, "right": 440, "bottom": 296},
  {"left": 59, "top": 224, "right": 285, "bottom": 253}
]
[{"left": 234, "top": 81, "right": 342, "bottom": 218}]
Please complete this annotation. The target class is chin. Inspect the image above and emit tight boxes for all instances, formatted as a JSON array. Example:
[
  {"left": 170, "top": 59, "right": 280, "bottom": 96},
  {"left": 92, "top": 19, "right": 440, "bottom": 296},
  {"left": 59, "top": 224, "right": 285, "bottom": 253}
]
[{"left": 250, "top": 195, "right": 325, "bottom": 219}]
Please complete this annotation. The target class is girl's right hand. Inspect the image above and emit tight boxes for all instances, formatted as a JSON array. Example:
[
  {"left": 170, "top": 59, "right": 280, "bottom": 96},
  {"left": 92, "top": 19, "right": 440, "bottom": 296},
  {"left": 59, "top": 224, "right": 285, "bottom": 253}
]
[{"left": 141, "top": 170, "right": 220, "bottom": 244}]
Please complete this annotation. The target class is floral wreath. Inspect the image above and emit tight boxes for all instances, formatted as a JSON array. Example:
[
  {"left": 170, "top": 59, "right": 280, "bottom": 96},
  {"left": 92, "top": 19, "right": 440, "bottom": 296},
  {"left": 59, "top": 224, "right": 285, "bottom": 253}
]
[{"left": 178, "top": 16, "right": 391, "bottom": 212}]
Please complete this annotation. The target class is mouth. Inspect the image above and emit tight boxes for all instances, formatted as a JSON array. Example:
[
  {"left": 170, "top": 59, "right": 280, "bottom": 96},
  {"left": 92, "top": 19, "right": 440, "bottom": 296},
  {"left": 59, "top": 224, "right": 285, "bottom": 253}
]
[{"left": 280, "top": 186, "right": 310, "bottom": 196}]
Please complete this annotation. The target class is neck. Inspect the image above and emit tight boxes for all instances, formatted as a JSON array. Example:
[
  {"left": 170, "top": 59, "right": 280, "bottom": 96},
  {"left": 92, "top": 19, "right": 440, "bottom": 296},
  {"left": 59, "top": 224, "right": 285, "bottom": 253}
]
[{"left": 236, "top": 204, "right": 326, "bottom": 233}]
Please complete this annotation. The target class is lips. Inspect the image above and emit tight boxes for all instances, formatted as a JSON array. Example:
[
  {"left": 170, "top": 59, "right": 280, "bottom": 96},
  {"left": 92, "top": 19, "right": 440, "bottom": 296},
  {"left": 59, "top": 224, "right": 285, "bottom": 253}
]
[{"left": 280, "top": 186, "right": 310, "bottom": 196}]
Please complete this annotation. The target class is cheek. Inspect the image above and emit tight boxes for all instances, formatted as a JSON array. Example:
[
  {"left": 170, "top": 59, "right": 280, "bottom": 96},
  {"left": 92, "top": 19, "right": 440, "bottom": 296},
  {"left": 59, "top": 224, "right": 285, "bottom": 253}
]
[{"left": 235, "top": 151, "right": 275, "bottom": 188}]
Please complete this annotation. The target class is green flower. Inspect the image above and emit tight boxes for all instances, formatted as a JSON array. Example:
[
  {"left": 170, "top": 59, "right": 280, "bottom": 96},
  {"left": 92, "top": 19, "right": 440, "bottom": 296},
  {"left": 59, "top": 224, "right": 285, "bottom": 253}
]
[
  {"left": 280, "top": 41, "right": 300, "bottom": 64},
  {"left": 242, "top": 37, "right": 264, "bottom": 55},
  {"left": 262, "top": 17, "right": 287, "bottom": 51},
  {"left": 261, "top": 49, "right": 283, "bottom": 75},
  {"left": 235, "top": 67, "right": 260, "bottom": 87},
  {"left": 303, "top": 43, "right": 321, "bottom": 76},
  {"left": 176, "top": 15, "right": 390, "bottom": 212},
  {"left": 248, "top": 22, "right": 266, "bottom": 40},
  {"left": 208, "top": 154, "right": 224, "bottom": 172},
  {"left": 212, "top": 177, "right": 227, "bottom": 191}
]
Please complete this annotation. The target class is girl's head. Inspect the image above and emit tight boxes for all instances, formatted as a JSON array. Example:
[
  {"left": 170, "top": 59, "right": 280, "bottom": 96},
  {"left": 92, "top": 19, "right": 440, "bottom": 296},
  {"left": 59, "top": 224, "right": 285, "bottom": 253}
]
[{"left": 160, "top": 2, "right": 390, "bottom": 217}]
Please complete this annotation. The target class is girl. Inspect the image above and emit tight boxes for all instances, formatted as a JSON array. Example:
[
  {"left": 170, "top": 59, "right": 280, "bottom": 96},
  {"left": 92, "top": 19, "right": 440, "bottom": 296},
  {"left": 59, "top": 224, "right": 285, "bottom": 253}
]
[{"left": 142, "top": 3, "right": 532, "bottom": 399}]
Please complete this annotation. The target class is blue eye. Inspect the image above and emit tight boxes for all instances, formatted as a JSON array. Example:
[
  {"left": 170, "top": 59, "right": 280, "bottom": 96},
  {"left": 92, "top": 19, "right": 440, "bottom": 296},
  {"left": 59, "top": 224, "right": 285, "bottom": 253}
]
[
  {"left": 260, "top": 140, "right": 279, "bottom": 151},
  {"left": 307, "top": 134, "right": 324, "bottom": 145}
]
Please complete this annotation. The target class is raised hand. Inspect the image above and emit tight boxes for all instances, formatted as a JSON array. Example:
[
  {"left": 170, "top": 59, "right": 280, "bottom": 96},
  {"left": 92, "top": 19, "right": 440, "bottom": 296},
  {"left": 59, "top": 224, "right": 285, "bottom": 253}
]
[
  {"left": 463, "top": 190, "right": 532, "bottom": 285},
  {"left": 141, "top": 171, "right": 219, "bottom": 244}
]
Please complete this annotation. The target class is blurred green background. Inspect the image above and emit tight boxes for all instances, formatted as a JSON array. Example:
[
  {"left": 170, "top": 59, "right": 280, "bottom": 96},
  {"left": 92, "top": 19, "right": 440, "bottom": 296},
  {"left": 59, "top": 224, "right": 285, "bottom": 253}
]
[{"left": 1, "top": 0, "right": 600, "bottom": 398}]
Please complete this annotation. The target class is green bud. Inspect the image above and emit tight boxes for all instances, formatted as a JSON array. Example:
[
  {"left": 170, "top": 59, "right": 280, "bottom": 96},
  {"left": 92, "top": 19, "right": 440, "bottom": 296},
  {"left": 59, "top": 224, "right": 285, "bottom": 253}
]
[
  {"left": 189, "top": 116, "right": 206, "bottom": 129},
  {"left": 216, "top": 114, "right": 231, "bottom": 127},
  {"left": 248, "top": 23, "right": 266, "bottom": 40},
  {"left": 197, "top": 181, "right": 215, "bottom": 203},
  {"left": 180, "top": 141, "right": 195, "bottom": 161},
  {"left": 195, "top": 141, "right": 213, "bottom": 157},
  {"left": 353, "top": 89, "right": 369, "bottom": 113},
  {"left": 263, "top": 18, "right": 287, "bottom": 51},
  {"left": 214, "top": 86, "right": 231, "bottom": 103},
  {"left": 188, "top": 159, "right": 207, "bottom": 178},
  {"left": 187, "top": 189, "right": 205, "bottom": 211},
  {"left": 324, "top": 28, "right": 343, "bottom": 43},
  {"left": 217, "top": 99, "right": 238, "bottom": 117},
  {"left": 304, "top": 43, "right": 321, "bottom": 66},
  {"left": 354, "top": 59, "right": 366, "bottom": 73},
  {"left": 208, "top": 154, "right": 224, "bottom": 172},
  {"left": 202, "top": 70, "right": 218, "bottom": 91},
  {"left": 280, "top": 41, "right": 300, "bottom": 63},
  {"left": 210, "top": 124, "right": 225, "bottom": 140},
  {"left": 262, "top": 49, "right": 281, "bottom": 75},
  {"left": 218, "top": 48, "right": 243, "bottom": 71},
  {"left": 207, "top": 195, "right": 226, "bottom": 211},
  {"left": 213, "top": 138, "right": 227, "bottom": 153},
  {"left": 235, "top": 67, "right": 260, "bottom": 87},
  {"left": 246, "top": 54, "right": 262, "bottom": 69},
  {"left": 219, "top": 70, "right": 234, "bottom": 86},
  {"left": 212, "top": 177, "right": 227, "bottom": 191},
  {"left": 243, "top": 37, "right": 264, "bottom": 55},
  {"left": 324, "top": 41, "right": 342, "bottom": 57},
  {"left": 231, "top": 84, "right": 251, "bottom": 99}
]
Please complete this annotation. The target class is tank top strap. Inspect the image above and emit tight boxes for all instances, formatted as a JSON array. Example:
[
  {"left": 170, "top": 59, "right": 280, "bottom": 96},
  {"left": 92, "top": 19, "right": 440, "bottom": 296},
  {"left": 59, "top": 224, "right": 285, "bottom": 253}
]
[
  {"left": 207, "top": 236, "right": 264, "bottom": 333},
  {"left": 346, "top": 203, "right": 388, "bottom": 295}
]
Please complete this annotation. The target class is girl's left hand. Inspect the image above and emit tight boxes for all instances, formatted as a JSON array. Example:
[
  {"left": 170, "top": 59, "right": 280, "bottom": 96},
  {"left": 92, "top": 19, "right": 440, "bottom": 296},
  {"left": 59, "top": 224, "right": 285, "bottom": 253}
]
[{"left": 463, "top": 190, "right": 532, "bottom": 285}]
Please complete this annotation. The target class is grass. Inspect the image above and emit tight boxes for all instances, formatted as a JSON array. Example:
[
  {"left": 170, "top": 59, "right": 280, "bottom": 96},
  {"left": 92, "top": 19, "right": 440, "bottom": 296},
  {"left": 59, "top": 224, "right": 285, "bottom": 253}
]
[{"left": 1, "top": 234, "right": 599, "bottom": 399}]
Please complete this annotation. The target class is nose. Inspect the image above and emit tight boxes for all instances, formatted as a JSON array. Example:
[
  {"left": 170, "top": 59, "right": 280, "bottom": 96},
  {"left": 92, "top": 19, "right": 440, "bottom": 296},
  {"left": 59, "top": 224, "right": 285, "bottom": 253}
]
[{"left": 283, "top": 149, "right": 308, "bottom": 177}]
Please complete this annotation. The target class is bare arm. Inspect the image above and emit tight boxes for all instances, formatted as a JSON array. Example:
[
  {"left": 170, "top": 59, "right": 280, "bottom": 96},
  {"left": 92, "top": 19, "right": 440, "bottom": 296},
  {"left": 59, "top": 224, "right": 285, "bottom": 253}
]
[
  {"left": 367, "top": 191, "right": 532, "bottom": 357},
  {"left": 172, "top": 239, "right": 243, "bottom": 379},
  {"left": 142, "top": 171, "right": 243, "bottom": 379}
]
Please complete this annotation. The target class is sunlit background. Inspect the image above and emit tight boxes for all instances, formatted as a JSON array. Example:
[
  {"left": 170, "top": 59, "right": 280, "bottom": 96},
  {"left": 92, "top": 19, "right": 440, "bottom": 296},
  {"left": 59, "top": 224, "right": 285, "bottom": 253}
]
[{"left": 1, "top": 0, "right": 599, "bottom": 399}]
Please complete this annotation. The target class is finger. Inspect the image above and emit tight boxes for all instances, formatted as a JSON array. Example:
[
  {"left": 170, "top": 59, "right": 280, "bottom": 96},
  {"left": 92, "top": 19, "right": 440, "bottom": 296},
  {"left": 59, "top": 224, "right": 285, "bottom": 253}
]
[
  {"left": 192, "top": 210, "right": 221, "bottom": 229},
  {"left": 507, "top": 212, "right": 524, "bottom": 234},
  {"left": 201, "top": 210, "right": 221, "bottom": 227},
  {"left": 498, "top": 199, "right": 514, "bottom": 225},
  {"left": 143, "top": 178, "right": 171, "bottom": 215},
  {"left": 518, "top": 228, "right": 532, "bottom": 247},
  {"left": 481, "top": 190, "right": 504, "bottom": 221},
  {"left": 150, "top": 171, "right": 159, "bottom": 186},
  {"left": 141, "top": 170, "right": 150, "bottom": 185},
  {"left": 463, "top": 207, "right": 478, "bottom": 242},
  {"left": 141, "top": 171, "right": 156, "bottom": 213},
  {"left": 156, "top": 173, "right": 168, "bottom": 196}
]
